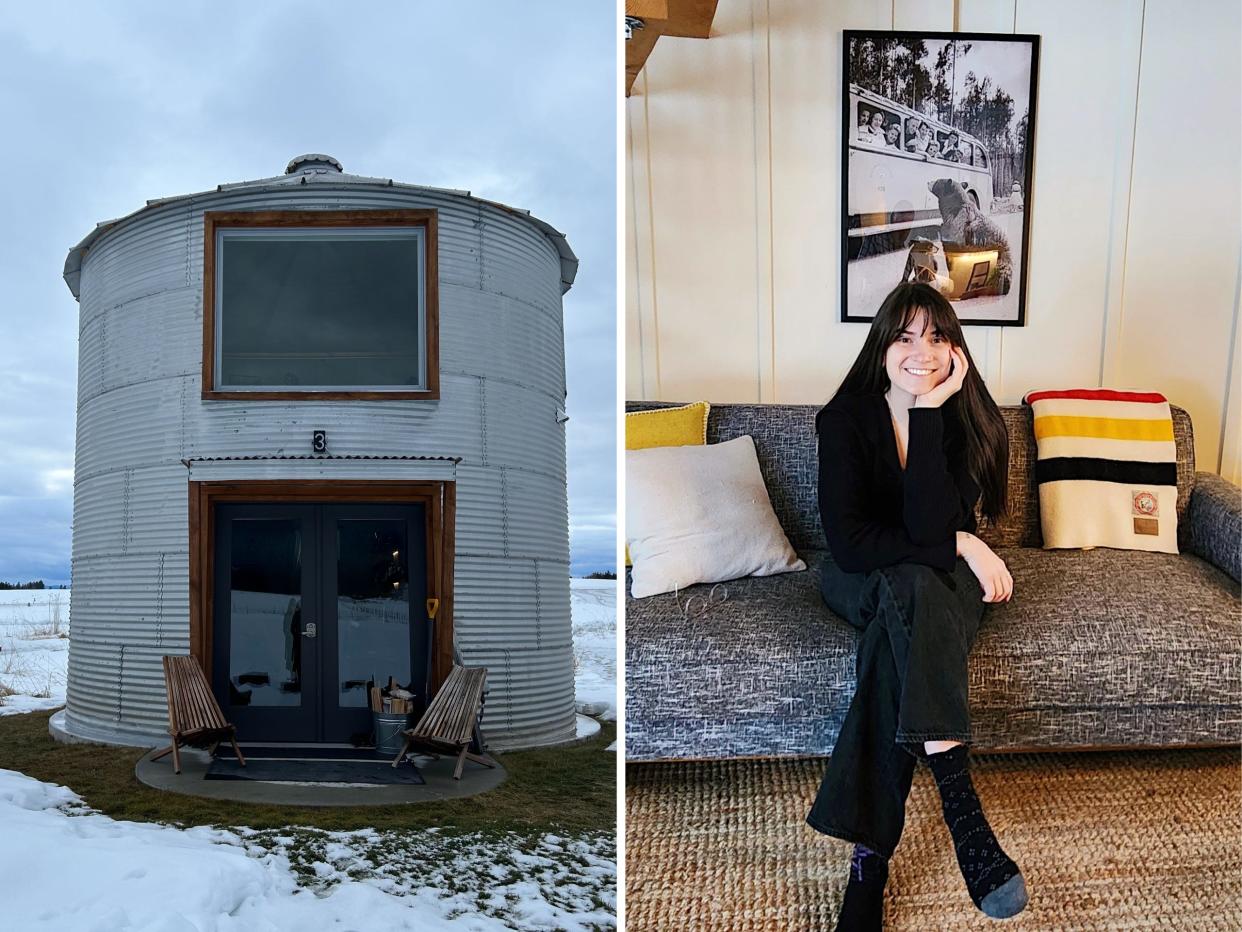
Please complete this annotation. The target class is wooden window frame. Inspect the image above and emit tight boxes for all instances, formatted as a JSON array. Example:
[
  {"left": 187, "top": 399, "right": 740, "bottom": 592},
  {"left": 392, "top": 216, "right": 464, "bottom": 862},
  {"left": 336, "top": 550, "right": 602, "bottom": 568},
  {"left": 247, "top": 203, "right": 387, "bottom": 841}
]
[
  {"left": 201, "top": 209, "right": 440, "bottom": 401},
  {"left": 188, "top": 479, "right": 457, "bottom": 697}
]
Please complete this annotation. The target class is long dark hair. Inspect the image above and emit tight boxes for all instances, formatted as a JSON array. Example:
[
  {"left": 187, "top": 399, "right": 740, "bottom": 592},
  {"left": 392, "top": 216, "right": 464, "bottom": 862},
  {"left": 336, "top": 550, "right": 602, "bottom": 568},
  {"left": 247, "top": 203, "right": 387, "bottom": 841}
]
[{"left": 826, "top": 283, "right": 1009, "bottom": 523}]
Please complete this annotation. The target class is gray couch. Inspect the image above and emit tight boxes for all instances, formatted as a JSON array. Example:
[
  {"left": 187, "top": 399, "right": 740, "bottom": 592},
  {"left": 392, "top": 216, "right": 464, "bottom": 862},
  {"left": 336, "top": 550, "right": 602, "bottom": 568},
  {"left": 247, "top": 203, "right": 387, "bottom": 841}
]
[{"left": 625, "top": 401, "right": 1242, "bottom": 761}]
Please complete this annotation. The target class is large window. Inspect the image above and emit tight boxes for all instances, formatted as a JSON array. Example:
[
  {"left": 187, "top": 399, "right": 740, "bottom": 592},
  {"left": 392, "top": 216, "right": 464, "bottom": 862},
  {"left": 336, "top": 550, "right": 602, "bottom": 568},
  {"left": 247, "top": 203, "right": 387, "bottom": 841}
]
[{"left": 202, "top": 210, "right": 438, "bottom": 400}]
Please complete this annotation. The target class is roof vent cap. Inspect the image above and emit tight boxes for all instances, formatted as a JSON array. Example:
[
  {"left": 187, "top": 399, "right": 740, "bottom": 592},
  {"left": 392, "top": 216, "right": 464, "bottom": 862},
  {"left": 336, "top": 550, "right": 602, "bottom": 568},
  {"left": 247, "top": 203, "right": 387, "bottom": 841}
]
[{"left": 285, "top": 153, "right": 343, "bottom": 175}]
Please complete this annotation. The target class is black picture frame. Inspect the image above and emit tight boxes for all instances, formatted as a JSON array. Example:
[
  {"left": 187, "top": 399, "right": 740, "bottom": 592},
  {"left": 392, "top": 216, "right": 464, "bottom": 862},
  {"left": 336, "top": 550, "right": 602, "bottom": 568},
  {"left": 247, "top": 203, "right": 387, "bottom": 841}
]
[{"left": 840, "top": 30, "right": 1040, "bottom": 326}]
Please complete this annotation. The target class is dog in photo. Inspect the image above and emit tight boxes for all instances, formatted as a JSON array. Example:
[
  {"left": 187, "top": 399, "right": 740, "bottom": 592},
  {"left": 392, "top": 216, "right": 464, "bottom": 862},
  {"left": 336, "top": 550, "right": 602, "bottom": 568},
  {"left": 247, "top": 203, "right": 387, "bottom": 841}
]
[{"left": 928, "top": 177, "right": 1013, "bottom": 296}]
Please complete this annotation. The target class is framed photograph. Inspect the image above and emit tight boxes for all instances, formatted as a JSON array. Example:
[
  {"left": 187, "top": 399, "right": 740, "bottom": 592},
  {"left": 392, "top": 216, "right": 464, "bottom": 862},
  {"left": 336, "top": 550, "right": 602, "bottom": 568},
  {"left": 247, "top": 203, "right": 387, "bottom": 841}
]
[{"left": 841, "top": 30, "right": 1040, "bottom": 325}]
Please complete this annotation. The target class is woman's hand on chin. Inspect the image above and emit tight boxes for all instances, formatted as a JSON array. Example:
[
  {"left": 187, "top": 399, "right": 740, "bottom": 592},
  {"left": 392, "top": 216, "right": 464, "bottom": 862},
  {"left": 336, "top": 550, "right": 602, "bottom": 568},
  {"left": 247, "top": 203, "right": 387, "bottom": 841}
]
[
  {"left": 956, "top": 531, "right": 1013, "bottom": 602},
  {"left": 914, "top": 346, "right": 968, "bottom": 408}
]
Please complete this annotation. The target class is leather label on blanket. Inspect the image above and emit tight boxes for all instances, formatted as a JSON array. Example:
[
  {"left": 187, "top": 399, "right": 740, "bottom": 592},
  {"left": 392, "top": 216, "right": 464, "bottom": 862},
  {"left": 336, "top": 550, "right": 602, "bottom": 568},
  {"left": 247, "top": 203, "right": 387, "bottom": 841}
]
[
  {"left": 1132, "top": 490, "right": 1159, "bottom": 517},
  {"left": 1133, "top": 516, "right": 1159, "bottom": 536}
]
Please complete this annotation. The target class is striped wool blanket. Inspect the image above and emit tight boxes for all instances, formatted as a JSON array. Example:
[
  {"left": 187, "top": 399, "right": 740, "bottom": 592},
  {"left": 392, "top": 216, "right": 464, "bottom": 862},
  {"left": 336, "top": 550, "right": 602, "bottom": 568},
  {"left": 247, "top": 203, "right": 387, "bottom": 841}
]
[{"left": 1022, "top": 388, "right": 1178, "bottom": 553}]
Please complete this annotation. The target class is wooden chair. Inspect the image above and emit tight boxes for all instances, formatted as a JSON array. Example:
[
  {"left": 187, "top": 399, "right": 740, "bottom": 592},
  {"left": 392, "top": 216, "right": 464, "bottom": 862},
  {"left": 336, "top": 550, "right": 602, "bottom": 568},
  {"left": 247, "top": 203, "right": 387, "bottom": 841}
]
[
  {"left": 151, "top": 655, "right": 245, "bottom": 774},
  {"left": 391, "top": 665, "right": 494, "bottom": 779}
]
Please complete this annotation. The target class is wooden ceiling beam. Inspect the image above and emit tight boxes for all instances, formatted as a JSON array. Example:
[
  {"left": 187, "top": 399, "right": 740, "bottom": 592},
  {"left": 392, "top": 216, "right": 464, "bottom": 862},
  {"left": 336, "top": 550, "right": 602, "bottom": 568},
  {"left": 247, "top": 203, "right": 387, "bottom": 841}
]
[
  {"left": 628, "top": 0, "right": 668, "bottom": 19},
  {"left": 625, "top": 0, "right": 719, "bottom": 95}
]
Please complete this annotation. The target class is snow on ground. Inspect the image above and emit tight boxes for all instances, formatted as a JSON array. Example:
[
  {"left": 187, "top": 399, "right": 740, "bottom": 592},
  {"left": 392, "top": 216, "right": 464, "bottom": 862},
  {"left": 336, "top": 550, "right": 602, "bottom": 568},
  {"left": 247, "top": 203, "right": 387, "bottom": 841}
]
[
  {"left": 0, "top": 768, "right": 615, "bottom": 931},
  {"left": 0, "top": 589, "right": 69, "bottom": 716},
  {"left": 0, "top": 586, "right": 618, "bottom": 930},
  {"left": 2, "top": 586, "right": 616, "bottom": 929},
  {"left": 570, "top": 579, "right": 616, "bottom": 722}
]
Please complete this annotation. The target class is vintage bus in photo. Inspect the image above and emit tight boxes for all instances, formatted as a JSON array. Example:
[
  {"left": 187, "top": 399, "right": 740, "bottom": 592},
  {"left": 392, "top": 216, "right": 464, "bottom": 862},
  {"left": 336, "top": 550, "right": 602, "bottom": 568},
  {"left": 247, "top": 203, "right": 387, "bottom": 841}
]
[{"left": 847, "top": 84, "right": 994, "bottom": 260}]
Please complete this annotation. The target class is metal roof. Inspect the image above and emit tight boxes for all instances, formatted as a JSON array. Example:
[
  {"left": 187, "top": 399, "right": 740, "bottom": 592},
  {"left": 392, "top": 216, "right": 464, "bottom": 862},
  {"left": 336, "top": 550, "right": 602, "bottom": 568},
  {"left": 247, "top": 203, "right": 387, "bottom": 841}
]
[{"left": 63, "top": 156, "right": 579, "bottom": 299}]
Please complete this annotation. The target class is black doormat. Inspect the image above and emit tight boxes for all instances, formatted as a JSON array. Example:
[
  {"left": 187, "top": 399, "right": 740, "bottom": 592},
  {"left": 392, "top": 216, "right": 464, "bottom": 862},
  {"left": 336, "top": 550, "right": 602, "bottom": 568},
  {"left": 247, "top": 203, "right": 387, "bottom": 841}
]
[
  {"left": 218, "top": 745, "right": 394, "bottom": 762},
  {"left": 206, "top": 750, "right": 425, "bottom": 785}
]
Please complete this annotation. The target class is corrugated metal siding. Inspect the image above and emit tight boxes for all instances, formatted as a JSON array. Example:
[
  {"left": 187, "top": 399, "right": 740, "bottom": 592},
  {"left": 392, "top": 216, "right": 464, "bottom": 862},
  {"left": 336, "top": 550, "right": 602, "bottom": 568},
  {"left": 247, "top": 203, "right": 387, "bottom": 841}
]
[
  {"left": 78, "top": 287, "right": 201, "bottom": 402},
  {"left": 455, "top": 554, "right": 576, "bottom": 749},
  {"left": 67, "top": 548, "right": 191, "bottom": 741},
  {"left": 454, "top": 465, "right": 506, "bottom": 558},
  {"left": 506, "top": 470, "right": 571, "bottom": 562},
  {"left": 66, "top": 179, "right": 578, "bottom": 749},
  {"left": 74, "top": 375, "right": 486, "bottom": 479},
  {"left": 439, "top": 285, "right": 566, "bottom": 397},
  {"left": 73, "top": 466, "right": 189, "bottom": 556},
  {"left": 80, "top": 201, "right": 193, "bottom": 312},
  {"left": 481, "top": 213, "right": 566, "bottom": 314},
  {"left": 485, "top": 382, "right": 568, "bottom": 479}
]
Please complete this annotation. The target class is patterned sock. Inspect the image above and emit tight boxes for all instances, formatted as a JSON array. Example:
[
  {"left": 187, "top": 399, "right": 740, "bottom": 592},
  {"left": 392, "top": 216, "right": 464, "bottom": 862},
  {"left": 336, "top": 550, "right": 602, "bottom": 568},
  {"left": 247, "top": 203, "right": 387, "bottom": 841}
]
[
  {"left": 834, "top": 843, "right": 887, "bottom": 932},
  {"left": 926, "top": 744, "right": 1028, "bottom": 918}
]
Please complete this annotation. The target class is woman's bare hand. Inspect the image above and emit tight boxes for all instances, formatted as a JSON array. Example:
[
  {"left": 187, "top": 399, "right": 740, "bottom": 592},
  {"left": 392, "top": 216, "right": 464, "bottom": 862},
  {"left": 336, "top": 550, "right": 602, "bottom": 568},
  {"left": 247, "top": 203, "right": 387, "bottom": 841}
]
[
  {"left": 914, "top": 346, "right": 968, "bottom": 408},
  {"left": 956, "top": 531, "right": 1013, "bottom": 603}
]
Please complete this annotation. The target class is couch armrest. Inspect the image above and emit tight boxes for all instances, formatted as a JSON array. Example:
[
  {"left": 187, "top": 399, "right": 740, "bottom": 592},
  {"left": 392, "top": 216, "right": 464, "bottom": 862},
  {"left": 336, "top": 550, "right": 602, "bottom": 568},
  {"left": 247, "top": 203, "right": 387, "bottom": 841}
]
[{"left": 1186, "top": 471, "right": 1241, "bottom": 583}]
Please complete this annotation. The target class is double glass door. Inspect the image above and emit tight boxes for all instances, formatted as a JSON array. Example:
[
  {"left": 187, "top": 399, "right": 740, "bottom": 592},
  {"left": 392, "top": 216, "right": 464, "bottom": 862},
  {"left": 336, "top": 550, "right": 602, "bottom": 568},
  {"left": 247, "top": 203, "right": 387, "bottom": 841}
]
[{"left": 211, "top": 503, "right": 428, "bottom": 743}]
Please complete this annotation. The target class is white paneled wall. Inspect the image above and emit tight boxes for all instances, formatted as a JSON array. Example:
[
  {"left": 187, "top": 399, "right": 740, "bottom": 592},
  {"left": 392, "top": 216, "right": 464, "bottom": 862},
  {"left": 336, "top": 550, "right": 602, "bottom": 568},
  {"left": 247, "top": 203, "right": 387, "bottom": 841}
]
[{"left": 626, "top": 0, "right": 1242, "bottom": 482}]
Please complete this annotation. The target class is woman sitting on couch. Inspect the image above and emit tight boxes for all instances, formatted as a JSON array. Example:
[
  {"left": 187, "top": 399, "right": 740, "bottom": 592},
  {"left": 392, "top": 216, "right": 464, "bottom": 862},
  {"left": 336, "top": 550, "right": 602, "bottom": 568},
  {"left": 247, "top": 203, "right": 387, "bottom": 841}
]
[{"left": 805, "top": 282, "right": 1026, "bottom": 928}]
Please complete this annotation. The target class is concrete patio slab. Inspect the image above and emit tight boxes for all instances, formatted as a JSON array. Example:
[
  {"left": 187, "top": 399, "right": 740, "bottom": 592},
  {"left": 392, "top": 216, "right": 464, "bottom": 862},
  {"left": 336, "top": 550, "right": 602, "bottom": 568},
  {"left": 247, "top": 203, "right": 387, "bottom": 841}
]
[{"left": 135, "top": 746, "right": 507, "bottom": 807}]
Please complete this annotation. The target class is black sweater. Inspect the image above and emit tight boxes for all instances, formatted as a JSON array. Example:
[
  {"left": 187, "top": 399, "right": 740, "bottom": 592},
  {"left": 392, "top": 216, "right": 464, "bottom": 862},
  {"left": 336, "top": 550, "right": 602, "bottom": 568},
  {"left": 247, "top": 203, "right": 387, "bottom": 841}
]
[{"left": 817, "top": 392, "right": 980, "bottom": 574}]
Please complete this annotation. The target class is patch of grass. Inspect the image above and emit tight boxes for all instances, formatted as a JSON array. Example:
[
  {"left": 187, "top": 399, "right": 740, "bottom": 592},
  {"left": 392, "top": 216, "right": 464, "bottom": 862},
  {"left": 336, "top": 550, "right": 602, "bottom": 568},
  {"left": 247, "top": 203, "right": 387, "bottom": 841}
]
[
  {"left": 0, "top": 647, "right": 28, "bottom": 678},
  {"left": 0, "top": 711, "right": 616, "bottom": 835},
  {"left": 22, "top": 623, "right": 64, "bottom": 639},
  {"left": 228, "top": 823, "right": 616, "bottom": 925}
]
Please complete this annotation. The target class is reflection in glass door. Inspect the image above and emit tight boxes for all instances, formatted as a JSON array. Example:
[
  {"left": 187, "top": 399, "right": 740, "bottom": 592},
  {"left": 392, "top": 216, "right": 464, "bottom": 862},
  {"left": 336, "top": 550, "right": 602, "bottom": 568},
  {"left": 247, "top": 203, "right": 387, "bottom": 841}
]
[
  {"left": 212, "top": 502, "right": 427, "bottom": 744},
  {"left": 213, "top": 506, "right": 318, "bottom": 742},
  {"left": 321, "top": 506, "right": 428, "bottom": 742}
]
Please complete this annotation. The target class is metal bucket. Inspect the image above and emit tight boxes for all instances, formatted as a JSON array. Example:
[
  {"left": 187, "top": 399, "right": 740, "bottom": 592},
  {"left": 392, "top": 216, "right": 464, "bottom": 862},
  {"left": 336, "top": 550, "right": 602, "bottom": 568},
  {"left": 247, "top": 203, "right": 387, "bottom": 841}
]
[{"left": 372, "top": 712, "right": 414, "bottom": 756}]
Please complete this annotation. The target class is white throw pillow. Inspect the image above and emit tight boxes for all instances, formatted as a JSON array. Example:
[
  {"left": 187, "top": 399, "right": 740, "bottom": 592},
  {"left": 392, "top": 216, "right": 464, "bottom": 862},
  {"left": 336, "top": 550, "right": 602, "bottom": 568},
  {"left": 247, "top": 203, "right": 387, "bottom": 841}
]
[{"left": 626, "top": 435, "right": 807, "bottom": 599}]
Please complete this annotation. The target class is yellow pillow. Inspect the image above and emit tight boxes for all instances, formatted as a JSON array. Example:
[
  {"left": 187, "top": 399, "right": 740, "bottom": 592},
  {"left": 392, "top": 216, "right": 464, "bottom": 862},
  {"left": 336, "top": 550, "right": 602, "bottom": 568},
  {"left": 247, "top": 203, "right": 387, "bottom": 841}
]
[{"left": 625, "top": 402, "right": 710, "bottom": 564}]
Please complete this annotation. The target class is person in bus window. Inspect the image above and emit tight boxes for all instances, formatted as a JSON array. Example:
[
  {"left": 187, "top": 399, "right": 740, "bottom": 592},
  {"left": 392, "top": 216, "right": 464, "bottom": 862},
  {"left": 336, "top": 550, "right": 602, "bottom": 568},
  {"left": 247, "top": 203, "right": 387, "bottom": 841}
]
[
  {"left": 858, "top": 109, "right": 872, "bottom": 140},
  {"left": 806, "top": 284, "right": 1028, "bottom": 929},
  {"left": 927, "top": 140, "right": 941, "bottom": 160},
  {"left": 909, "top": 123, "right": 932, "bottom": 154},
  {"left": 884, "top": 122, "right": 903, "bottom": 149},
  {"left": 867, "top": 110, "right": 887, "bottom": 142},
  {"left": 942, "top": 132, "right": 963, "bottom": 163},
  {"left": 905, "top": 118, "right": 923, "bottom": 151}
]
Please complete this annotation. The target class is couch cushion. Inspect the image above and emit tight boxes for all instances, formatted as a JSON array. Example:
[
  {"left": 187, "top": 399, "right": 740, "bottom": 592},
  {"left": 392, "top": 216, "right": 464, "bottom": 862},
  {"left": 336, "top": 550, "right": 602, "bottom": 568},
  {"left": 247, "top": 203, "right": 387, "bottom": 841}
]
[
  {"left": 626, "top": 400, "right": 710, "bottom": 449},
  {"left": 625, "top": 401, "right": 710, "bottom": 566},
  {"left": 626, "top": 552, "right": 854, "bottom": 760},
  {"left": 625, "top": 402, "right": 1197, "bottom": 552},
  {"left": 625, "top": 548, "right": 1240, "bottom": 760},
  {"left": 971, "top": 547, "right": 1238, "bottom": 714},
  {"left": 627, "top": 402, "right": 825, "bottom": 551},
  {"left": 627, "top": 436, "right": 805, "bottom": 598}
]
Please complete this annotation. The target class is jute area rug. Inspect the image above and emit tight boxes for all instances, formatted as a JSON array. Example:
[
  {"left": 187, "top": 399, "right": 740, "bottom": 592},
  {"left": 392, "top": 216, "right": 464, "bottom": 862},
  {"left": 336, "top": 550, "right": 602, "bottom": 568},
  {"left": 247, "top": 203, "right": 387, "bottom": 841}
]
[{"left": 626, "top": 749, "right": 1241, "bottom": 931}]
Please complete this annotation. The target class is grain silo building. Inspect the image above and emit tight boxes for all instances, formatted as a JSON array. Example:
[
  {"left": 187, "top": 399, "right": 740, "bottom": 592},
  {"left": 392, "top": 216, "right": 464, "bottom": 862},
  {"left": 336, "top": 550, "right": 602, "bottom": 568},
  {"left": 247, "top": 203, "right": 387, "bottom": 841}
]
[{"left": 54, "top": 154, "right": 578, "bottom": 751}]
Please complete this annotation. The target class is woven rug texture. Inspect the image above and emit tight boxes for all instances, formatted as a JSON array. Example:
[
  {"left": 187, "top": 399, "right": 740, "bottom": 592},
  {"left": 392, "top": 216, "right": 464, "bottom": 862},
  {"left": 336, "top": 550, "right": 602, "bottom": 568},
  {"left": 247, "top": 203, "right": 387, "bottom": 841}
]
[{"left": 625, "top": 749, "right": 1241, "bottom": 931}]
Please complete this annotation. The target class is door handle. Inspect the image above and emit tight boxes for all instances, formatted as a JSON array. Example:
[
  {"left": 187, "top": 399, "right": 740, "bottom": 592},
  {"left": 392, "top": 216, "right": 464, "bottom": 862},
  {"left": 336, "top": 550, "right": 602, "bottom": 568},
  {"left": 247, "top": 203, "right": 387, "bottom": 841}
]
[{"left": 302, "top": 622, "right": 317, "bottom": 638}]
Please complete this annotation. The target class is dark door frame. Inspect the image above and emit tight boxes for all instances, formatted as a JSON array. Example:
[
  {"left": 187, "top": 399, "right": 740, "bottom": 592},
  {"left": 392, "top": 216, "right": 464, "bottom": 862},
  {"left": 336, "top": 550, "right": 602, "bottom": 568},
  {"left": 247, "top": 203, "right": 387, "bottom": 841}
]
[{"left": 189, "top": 479, "right": 456, "bottom": 702}]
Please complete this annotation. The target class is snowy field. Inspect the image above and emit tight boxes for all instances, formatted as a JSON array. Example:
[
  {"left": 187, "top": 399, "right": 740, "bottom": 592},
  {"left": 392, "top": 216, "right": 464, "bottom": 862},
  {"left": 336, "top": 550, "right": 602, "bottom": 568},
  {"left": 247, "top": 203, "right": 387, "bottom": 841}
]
[
  {"left": 0, "top": 584, "right": 619, "bottom": 931},
  {"left": 0, "top": 589, "right": 69, "bottom": 716},
  {"left": 570, "top": 578, "right": 617, "bottom": 722}
]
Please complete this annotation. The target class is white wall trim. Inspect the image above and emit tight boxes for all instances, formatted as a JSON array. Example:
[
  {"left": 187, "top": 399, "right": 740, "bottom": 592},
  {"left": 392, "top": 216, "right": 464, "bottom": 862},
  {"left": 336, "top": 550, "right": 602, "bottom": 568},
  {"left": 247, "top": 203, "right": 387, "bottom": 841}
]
[{"left": 752, "top": 0, "right": 775, "bottom": 402}]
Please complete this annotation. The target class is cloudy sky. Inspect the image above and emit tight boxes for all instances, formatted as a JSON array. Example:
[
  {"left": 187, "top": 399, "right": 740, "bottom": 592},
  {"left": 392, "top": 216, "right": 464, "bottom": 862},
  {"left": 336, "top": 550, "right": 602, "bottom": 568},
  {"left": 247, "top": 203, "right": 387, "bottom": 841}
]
[{"left": 0, "top": 2, "right": 617, "bottom": 585}]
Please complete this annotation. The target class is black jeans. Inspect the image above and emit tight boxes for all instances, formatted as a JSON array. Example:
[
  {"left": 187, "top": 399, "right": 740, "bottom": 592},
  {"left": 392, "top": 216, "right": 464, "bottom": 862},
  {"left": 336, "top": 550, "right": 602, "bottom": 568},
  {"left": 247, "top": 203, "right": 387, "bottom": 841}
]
[{"left": 806, "top": 553, "right": 987, "bottom": 859}]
